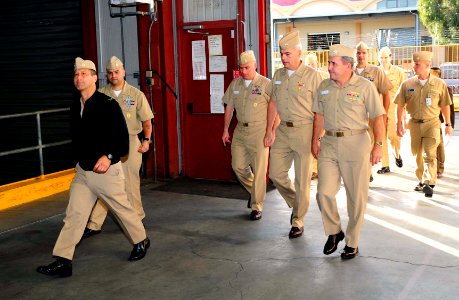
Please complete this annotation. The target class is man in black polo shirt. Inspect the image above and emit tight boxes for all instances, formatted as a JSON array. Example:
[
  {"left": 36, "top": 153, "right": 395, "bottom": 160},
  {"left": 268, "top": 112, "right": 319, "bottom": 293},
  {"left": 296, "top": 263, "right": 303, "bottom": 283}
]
[{"left": 37, "top": 57, "right": 150, "bottom": 278}]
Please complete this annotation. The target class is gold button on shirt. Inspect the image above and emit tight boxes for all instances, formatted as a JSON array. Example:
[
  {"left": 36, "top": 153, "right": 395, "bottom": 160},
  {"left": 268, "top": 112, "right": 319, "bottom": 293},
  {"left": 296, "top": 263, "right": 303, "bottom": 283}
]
[
  {"left": 222, "top": 73, "right": 270, "bottom": 124},
  {"left": 355, "top": 64, "right": 393, "bottom": 96},
  {"left": 271, "top": 63, "right": 323, "bottom": 122},
  {"left": 99, "top": 82, "right": 154, "bottom": 136},
  {"left": 313, "top": 74, "right": 385, "bottom": 131},
  {"left": 394, "top": 76, "right": 452, "bottom": 120}
]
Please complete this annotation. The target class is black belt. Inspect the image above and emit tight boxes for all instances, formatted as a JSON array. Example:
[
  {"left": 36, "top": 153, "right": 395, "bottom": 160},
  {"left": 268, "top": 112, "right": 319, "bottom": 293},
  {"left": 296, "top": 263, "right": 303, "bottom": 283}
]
[
  {"left": 411, "top": 118, "right": 435, "bottom": 123},
  {"left": 325, "top": 129, "right": 366, "bottom": 137},
  {"left": 280, "top": 120, "right": 312, "bottom": 127}
]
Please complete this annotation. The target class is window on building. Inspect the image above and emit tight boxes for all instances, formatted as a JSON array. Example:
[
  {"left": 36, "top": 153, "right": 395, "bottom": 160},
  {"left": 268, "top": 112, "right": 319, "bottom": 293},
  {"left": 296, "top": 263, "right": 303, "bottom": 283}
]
[
  {"left": 307, "top": 32, "right": 340, "bottom": 51},
  {"left": 378, "top": 28, "right": 416, "bottom": 47},
  {"left": 377, "top": 0, "right": 417, "bottom": 9}
]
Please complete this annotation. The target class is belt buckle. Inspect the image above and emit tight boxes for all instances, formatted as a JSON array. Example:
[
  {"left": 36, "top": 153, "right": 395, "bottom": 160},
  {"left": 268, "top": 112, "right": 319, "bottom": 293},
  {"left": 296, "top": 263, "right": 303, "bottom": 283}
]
[
  {"left": 286, "top": 121, "right": 294, "bottom": 127},
  {"left": 335, "top": 131, "right": 344, "bottom": 137}
]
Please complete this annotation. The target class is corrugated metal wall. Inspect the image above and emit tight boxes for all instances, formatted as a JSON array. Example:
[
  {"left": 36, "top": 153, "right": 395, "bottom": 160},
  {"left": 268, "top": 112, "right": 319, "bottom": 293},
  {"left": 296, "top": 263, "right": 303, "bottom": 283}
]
[
  {"left": 0, "top": 0, "right": 83, "bottom": 185},
  {"left": 94, "top": 0, "right": 141, "bottom": 89}
]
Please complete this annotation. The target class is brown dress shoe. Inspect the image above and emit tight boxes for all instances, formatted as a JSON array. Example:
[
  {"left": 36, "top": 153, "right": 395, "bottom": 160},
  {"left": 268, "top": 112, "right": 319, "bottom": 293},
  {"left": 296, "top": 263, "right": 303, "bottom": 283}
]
[
  {"left": 323, "top": 231, "right": 345, "bottom": 255},
  {"left": 311, "top": 172, "right": 318, "bottom": 180},
  {"left": 288, "top": 226, "right": 304, "bottom": 239},
  {"left": 341, "top": 245, "right": 358, "bottom": 259},
  {"left": 249, "top": 210, "right": 262, "bottom": 221}
]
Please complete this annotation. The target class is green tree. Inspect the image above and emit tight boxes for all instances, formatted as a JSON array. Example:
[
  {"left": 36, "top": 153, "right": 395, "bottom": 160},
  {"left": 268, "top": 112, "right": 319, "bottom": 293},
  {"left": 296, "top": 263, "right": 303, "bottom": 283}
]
[{"left": 419, "top": 0, "right": 459, "bottom": 43}]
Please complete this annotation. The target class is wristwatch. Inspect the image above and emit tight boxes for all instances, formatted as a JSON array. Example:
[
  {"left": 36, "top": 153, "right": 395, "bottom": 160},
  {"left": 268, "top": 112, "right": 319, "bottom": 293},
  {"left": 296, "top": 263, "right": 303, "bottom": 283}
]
[
  {"left": 107, "top": 153, "right": 113, "bottom": 160},
  {"left": 445, "top": 123, "right": 451, "bottom": 127},
  {"left": 375, "top": 141, "right": 383, "bottom": 147},
  {"left": 143, "top": 137, "right": 152, "bottom": 144}
]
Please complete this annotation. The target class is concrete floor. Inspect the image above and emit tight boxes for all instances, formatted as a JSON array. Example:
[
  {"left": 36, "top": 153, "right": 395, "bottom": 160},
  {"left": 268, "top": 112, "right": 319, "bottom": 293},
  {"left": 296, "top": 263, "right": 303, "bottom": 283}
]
[{"left": 1, "top": 130, "right": 459, "bottom": 300}]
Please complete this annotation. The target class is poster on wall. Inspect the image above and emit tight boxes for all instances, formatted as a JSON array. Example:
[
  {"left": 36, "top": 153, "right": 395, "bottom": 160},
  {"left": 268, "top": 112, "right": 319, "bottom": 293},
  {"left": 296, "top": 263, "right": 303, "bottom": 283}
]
[
  {"left": 208, "top": 35, "right": 223, "bottom": 56},
  {"left": 209, "top": 56, "right": 227, "bottom": 72},
  {"left": 210, "top": 74, "right": 224, "bottom": 114},
  {"left": 192, "top": 40, "right": 207, "bottom": 80}
]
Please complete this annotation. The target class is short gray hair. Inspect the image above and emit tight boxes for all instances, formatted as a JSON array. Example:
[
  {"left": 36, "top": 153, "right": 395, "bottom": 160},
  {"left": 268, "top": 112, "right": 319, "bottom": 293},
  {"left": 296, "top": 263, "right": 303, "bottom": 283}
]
[{"left": 341, "top": 56, "right": 354, "bottom": 66}]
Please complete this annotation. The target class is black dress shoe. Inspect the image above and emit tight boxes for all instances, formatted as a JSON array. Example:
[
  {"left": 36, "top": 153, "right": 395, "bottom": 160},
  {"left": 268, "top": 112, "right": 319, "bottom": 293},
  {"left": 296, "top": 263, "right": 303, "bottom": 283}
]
[
  {"left": 129, "top": 238, "right": 150, "bottom": 261},
  {"left": 323, "top": 231, "right": 345, "bottom": 255},
  {"left": 395, "top": 155, "right": 403, "bottom": 168},
  {"left": 247, "top": 196, "right": 251, "bottom": 208},
  {"left": 288, "top": 226, "right": 304, "bottom": 239},
  {"left": 249, "top": 210, "right": 262, "bottom": 220},
  {"left": 37, "top": 257, "right": 72, "bottom": 277},
  {"left": 341, "top": 245, "right": 359, "bottom": 259},
  {"left": 82, "top": 228, "right": 101, "bottom": 239},
  {"left": 377, "top": 167, "right": 390, "bottom": 174},
  {"left": 414, "top": 183, "right": 424, "bottom": 192},
  {"left": 423, "top": 185, "right": 434, "bottom": 198},
  {"left": 369, "top": 175, "right": 373, "bottom": 182}
]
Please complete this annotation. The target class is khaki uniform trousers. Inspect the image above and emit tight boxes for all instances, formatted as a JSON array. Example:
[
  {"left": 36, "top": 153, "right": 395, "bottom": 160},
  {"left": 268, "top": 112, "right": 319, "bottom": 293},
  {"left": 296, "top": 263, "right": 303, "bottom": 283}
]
[
  {"left": 316, "top": 132, "right": 372, "bottom": 248},
  {"left": 87, "top": 135, "right": 144, "bottom": 231},
  {"left": 382, "top": 110, "right": 401, "bottom": 167},
  {"left": 269, "top": 123, "right": 313, "bottom": 228},
  {"left": 436, "top": 129, "right": 445, "bottom": 174},
  {"left": 231, "top": 123, "right": 269, "bottom": 211},
  {"left": 53, "top": 163, "right": 146, "bottom": 260},
  {"left": 408, "top": 118, "right": 441, "bottom": 185}
]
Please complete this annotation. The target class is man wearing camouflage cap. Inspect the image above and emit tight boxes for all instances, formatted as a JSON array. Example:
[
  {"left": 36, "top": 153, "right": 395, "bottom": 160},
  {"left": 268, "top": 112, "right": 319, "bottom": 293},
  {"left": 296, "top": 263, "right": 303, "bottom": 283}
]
[
  {"left": 83, "top": 56, "right": 154, "bottom": 237},
  {"left": 394, "top": 51, "right": 453, "bottom": 197},
  {"left": 312, "top": 44, "right": 385, "bottom": 259},
  {"left": 264, "top": 30, "right": 323, "bottom": 238},
  {"left": 37, "top": 58, "right": 150, "bottom": 277},
  {"left": 222, "top": 50, "right": 271, "bottom": 220}
]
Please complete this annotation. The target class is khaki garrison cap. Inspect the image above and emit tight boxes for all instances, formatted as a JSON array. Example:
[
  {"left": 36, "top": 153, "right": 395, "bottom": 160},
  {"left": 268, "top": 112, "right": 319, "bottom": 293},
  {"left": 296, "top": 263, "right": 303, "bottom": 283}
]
[
  {"left": 356, "top": 41, "right": 369, "bottom": 50},
  {"left": 240, "top": 50, "right": 256, "bottom": 64},
  {"left": 106, "top": 56, "right": 124, "bottom": 70},
  {"left": 279, "top": 30, "right": 301, "bottom": 50},
  {"left": 412, "top": 51, "right": 433, "bottom": 62},
  {"left": 328, "top": 44, "right": 356, "bottom": 58},
  {"left": 74, "top": 57, "right": 96, "bottom": 72}
]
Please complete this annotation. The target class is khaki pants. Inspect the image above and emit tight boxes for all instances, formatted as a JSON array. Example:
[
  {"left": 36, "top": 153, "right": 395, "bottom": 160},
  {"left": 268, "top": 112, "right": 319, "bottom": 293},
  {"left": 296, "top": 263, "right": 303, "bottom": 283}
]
[
  {"left": 409, "top": 119, "right": 441, "bottom": 185},
  {"left": 87, "top": 135, "right": 144, "bottom": 231},
  {"left": 436, "top": 129, "right": 445, "bottom": 174},
  {"left": 231, "top": 123, "right": 269, "bottom": 211},
  {"left": 316, "top": 132, "right": 371, "bottom": 248},
  {"left": 269, "top": 123, "right": 313, "bottom": 228},
  {"left": 53, "top": 163, "right": 146, "bottom": 260},
  {"left": 381, "top": 114, "right": 401, "bottom": 167}
]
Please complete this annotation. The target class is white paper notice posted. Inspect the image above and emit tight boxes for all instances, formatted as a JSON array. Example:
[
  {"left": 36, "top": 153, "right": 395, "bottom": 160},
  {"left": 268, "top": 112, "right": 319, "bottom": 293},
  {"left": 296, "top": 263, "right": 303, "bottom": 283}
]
[
  {"left": 210, "top": 74, "right": 224, "bottom": 113},
  {"left": 208, "top": 35, "right": 223, "bottom": 56},
  {"left": 209, "top": 56, "right": 227, "bottom": 72},
  {"left": 192, "top": 40, "right": 207, "bottom": 80}
]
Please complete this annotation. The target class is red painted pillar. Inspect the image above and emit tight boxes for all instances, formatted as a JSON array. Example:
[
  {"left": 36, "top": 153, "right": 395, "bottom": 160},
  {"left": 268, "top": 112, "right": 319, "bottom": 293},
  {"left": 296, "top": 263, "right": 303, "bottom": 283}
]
[
  {"left": 137, "top": 2, "right": 179, "bottom": 179},
  {"left": 258, "top": 0, "right": 267, "bottom": 76}
]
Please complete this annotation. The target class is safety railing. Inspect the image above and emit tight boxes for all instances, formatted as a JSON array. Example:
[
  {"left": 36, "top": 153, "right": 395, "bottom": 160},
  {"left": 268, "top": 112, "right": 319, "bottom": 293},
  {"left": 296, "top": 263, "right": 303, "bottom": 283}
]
[
  {"left": 273, "top": 43, "right": 459, "bottom": 71},
  {"left": 0, "top": 108, "right": 71, "bottom": 178},
  {"left": 273, "top": 43, "right": 459, "bottom": 94}
]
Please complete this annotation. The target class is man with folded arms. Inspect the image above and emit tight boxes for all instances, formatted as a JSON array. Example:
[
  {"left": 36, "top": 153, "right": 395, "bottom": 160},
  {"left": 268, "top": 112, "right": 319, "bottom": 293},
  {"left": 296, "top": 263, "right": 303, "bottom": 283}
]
[{"left": 312, "top": 45, "right": 385, "bottom": 259}]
